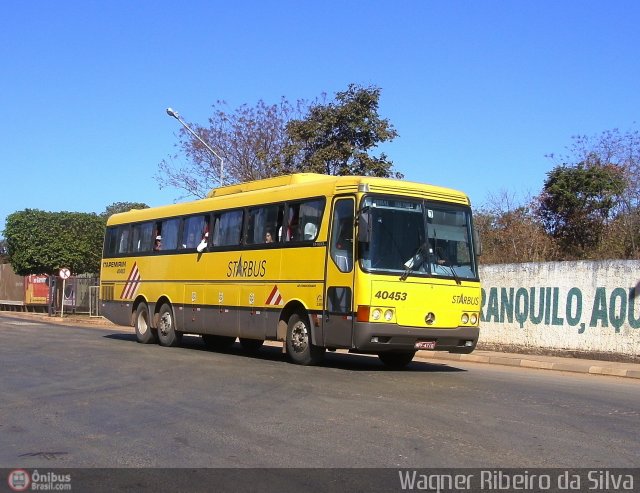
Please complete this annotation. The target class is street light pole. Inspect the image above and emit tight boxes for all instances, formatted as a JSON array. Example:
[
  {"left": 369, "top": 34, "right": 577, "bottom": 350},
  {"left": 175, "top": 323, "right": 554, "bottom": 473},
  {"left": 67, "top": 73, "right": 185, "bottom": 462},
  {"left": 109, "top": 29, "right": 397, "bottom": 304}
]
[{"left": 166, "top": 107, "right": 224, "bottom": 187}]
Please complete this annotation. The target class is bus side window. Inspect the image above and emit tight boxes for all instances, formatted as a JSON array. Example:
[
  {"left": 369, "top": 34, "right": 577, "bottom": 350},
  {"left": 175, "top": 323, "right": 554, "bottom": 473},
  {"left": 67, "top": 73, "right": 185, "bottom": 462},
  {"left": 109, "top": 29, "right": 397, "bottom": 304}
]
[
  {"left": 104, "top": 227, "right": 118, "bottom": 257},
  {"left": 286, "top": 199, "right": 324, "bottom": 242},
  {"left": 117, "top": 226, "right": 130, "bottom": 254},
  {"left": 160, "top": 218, "right": 180, "bottom": 250},
  {"left": 301, "top": 199, "right": 323, "bottom": 241},
  {"left": 180, "top": 215, "right": 207, "bottom": 249},
  {"left": 131, "top": 221, "right": 154, "bottom": 252},
  {"left": 331, "top": 199, "right": 354, "bottom": 272},
  {"left": 212, "top": 216, "right": 220, "bottom": 246},
  {"left": 212, "top": 210, "right": 243, "bottom": 247},
  {"left": 286, "top": 204, "right": 300, "bottom": 241},
  {"left": 246, "top": 204, "right": 283, "bottom": 245}
]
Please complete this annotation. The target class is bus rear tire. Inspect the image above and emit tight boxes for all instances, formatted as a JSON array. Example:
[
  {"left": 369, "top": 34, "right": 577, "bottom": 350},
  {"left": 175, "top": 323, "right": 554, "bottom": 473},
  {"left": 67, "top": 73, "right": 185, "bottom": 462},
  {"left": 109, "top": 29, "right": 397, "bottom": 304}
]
[
  {"left": 378, "top": 351, "right": 416, "bottom": 369},
  {"left": 157, "top": 303, "right": 182, "bottom": 347},
  {"left": 202, "top": 334, "right": 236, "bottom": 350},
  {"left": 239, "top": 338, "right": 264, "bottom": 353},
  {"left": 134, "top": 303, "right": 157, "bottom": 344},
  {"left": 286, "top": 313, "right": 325, "bottom": 366}
]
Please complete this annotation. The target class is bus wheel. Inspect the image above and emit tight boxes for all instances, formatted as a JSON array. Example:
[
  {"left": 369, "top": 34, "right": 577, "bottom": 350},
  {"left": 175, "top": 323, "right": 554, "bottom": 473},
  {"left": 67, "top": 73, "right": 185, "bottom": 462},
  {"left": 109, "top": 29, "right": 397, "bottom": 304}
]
[
  {"left": 378, "top": 351, "right": 416, "bottom": 369},
  {"left": 157, "top": 303, "right": 182, "bottom": 347},
  {"left": 286, "top": 313, "right": 325, "bottom": 365},
  {"left": 202, "top": 334, "right": 236, "bottom": 350},
  {"left": 134, "top": 303, "right": 157, "bottom": 344},
  {"left": 239, "top": 338, "right": 264, "bottom": 353}
]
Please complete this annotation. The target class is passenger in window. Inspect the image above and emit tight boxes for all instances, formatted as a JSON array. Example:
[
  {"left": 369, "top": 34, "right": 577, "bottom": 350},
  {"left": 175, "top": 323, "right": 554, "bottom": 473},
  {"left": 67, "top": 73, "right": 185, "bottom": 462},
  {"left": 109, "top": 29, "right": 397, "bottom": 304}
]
[
  {"left": 154, "top": 235, "right": 162, "bottom": 251},
  {"left": 264, "top": 230, "right": 274, "bottom": 243}
]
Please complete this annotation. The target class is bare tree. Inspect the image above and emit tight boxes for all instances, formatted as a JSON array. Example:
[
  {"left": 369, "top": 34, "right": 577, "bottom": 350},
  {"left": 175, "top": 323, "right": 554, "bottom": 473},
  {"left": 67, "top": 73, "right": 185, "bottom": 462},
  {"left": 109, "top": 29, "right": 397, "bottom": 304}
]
[
  {"left": 157, "top": 98, "right": 311, "bottom": 199},
  {"left": 476, "top": 190, "right": 557, "bottom": 264}
]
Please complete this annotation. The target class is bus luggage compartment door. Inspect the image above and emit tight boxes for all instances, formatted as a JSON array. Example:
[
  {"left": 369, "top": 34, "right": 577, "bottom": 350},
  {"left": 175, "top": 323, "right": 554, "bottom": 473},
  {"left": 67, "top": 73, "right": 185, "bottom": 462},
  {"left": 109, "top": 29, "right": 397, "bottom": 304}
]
[{"left": 183, "top": 284, "right": 205, "bottom": 333}]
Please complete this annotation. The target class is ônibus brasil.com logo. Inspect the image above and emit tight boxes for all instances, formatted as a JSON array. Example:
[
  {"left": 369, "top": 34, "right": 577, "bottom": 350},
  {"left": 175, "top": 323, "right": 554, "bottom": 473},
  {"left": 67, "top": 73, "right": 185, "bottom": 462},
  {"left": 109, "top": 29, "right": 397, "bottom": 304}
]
[
  {"left": 7, "top": 469, "right": 72, "bottom": 491},
  {"left": 7, "top": 470, "right": 30, "bottom": 492}
]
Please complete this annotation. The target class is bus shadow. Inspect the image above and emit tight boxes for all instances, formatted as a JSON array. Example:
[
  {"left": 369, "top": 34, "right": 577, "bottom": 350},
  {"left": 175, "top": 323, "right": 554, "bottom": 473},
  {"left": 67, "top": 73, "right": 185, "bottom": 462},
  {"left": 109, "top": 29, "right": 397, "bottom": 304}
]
[
  {"left": 103, "top": 333, "right": 465, "bottom": 373},
  {"left": 320, "top": 351, "right": 465, "bottom": 372}
]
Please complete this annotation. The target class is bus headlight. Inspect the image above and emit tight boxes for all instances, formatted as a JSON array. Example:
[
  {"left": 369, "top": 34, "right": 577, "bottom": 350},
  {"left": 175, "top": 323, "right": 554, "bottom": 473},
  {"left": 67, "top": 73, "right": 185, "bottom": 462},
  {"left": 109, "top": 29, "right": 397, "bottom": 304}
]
[
  {"left": 470, "top": 313, "right": 478, "bottom": 325},
  {"left": 461, "top": 313, "right": 469, "bottom": 324},
  {"left": 372, "top": 308, "right": 382, "bottom": 321},
  {"left": 384, "top": 309, "right": 394, "bottom": 321}
]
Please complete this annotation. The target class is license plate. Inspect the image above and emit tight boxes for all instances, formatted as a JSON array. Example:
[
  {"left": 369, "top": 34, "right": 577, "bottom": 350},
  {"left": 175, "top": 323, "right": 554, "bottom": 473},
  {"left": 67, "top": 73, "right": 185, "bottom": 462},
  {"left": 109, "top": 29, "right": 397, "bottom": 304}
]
[{"left": 415, "top": 341, "right": 437, "bottom": 350}]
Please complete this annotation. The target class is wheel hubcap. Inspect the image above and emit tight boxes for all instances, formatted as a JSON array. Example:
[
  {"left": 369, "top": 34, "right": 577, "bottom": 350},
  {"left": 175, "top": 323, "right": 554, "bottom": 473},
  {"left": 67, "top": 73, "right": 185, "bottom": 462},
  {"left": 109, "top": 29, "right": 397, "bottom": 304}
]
[
  {"left": 159, "top": 312, "right": 172, "bottom": 336},
  {"left": 291, "top": 321, "right": 308, "bottom": 353},
  {"left": 137, "top": 312, "right": 148, "bottom": 334}
]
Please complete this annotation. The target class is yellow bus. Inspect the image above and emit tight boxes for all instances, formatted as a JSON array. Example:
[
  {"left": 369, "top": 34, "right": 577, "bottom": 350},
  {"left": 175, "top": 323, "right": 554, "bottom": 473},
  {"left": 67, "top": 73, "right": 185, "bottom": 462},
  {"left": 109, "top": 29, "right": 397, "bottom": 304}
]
[{"left": 100, "top": 173, "right": 481, "bottom": 368}]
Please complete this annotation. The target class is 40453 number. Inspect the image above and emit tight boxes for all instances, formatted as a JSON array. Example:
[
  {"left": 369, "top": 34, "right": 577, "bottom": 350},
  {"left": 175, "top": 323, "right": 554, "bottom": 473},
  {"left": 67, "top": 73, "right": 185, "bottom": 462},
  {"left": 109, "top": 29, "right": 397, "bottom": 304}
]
[{"left": 374, "top": 290, "right": 407, "bottom": 301}]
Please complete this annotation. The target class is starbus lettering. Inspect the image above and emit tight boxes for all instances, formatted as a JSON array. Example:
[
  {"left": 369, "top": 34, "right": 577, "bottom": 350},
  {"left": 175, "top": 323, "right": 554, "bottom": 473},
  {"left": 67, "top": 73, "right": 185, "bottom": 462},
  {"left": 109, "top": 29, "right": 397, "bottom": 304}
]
[
  {"left": 451, "top": 293, "right": 479, "bottom": 305},
  {"left": 480, "top": 286, "right": 640, "bottom": 332},
  {"left": 227, "top": 256, "right": 267, "bottom": 278}
]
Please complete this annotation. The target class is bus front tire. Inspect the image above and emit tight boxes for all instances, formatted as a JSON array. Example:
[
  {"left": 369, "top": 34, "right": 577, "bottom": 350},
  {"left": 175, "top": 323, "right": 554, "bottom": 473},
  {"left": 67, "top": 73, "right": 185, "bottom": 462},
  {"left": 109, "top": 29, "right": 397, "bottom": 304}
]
[
  {"left": 378, "top": 351, "right": 416, "bottom": 369},
  {"left": 202, "top": 334, "right": 236, "bottom": 350},
  {"left": 134, "top": 303, "right": 157, "bottom": 344},
  {"left": 157, "top": 303, "right": 182, "bottom": 347},
  {"left": 286, "top": 313, "right": 325, "bottom": 366}
]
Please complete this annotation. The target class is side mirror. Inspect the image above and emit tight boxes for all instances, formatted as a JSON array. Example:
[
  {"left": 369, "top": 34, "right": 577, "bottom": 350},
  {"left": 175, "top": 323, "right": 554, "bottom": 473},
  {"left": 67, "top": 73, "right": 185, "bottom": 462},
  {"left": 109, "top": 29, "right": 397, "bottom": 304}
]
[
  {"left": 473, "top": 227, "right": 482, "bottom": 256},
  {"left": 357, "top": 210, "right": 372, "bottom": 243}
]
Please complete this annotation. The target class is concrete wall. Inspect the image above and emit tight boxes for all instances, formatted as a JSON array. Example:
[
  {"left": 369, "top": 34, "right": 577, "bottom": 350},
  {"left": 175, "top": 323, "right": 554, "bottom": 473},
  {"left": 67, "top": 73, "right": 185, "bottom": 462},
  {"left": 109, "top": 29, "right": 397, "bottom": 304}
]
[{"left": 479, "top": 261, "right": 640, "bottom": 358}]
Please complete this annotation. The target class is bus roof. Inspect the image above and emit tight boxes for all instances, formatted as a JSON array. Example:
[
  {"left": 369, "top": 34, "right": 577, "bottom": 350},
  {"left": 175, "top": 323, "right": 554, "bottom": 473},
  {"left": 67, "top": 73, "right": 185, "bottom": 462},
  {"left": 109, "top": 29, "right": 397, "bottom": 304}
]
[{"left": 107, "top": 173, "right": 470, "bottom": 226}]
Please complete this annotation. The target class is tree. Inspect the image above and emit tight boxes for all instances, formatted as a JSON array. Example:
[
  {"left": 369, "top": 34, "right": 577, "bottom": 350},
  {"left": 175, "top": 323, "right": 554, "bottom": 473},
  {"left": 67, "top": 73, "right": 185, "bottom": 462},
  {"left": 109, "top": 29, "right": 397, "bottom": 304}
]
[
  {"left": 101, "top": 202, "right": 149, "bottom": 219},
  {"left": 157, "top": 98, "right": 310, "bottom": 199},
  {"left": 547, "top": 126, "right": 640, "bottom": 257},
  {"left": 284, "top": 84, "right": 402, "bottom": 178},
  {"left": 157, "top": 85, "right": 402, "bottom": 201},
  {"left": 537, "top": 158, "right": 625, "bottom": 259},
  {"left": 4, "top": 209, "right": 105, "bottom": 275}
]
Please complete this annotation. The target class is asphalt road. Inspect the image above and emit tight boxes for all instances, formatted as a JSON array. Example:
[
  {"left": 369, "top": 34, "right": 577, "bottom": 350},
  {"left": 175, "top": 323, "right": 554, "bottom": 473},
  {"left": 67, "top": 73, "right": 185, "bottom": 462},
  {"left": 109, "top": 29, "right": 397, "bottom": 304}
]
[{"left": 1, "top": 314, "right": 639, "bottom": 471}]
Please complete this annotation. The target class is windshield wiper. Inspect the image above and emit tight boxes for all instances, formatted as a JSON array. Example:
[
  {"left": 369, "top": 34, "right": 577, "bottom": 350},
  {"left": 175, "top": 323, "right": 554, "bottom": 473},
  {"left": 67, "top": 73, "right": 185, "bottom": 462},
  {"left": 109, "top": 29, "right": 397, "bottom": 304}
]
[
  {"left": 432, "top": 249, "right": 462, "bottom": 285},
  {"left": 447, "top": 262, "right": 462, "bottom": 285},
  {"left": 400, "top": 242, "right": 429, "bottom": 281}
]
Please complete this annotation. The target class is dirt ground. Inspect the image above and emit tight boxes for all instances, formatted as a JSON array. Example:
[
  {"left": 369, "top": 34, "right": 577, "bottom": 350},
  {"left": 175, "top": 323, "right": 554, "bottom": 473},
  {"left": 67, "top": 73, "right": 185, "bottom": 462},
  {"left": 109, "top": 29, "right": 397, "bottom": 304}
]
[{"left": 0, "top": 310, "right": 127, "bottom": 331}]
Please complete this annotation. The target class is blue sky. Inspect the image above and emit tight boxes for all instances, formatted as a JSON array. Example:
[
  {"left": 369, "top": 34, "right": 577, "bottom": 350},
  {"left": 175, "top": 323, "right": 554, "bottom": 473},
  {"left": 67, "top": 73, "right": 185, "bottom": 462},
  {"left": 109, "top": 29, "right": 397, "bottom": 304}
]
[{"left": 2, "top": 1, "right": 639, "bottom": 236}]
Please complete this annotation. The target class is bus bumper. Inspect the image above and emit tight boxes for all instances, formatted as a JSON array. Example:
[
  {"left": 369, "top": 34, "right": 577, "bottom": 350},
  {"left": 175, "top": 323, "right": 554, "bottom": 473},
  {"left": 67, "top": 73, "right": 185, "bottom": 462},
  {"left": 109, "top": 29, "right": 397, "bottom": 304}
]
[{"left": 352, "top": 322, "right": 479, "bottom": 354}]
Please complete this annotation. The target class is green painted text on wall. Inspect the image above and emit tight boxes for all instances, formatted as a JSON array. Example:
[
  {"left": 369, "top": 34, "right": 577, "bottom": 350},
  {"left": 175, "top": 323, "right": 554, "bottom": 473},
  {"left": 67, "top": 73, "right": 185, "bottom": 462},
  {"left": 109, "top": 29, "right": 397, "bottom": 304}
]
[{"left": 480, "top": 287, "right": 640, "bottom": 333}]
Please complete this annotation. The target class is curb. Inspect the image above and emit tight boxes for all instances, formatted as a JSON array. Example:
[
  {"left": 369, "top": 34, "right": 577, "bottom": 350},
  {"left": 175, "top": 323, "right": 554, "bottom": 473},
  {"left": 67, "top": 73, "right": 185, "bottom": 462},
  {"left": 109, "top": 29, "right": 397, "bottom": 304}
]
[{"left": 414, "top": 351, "right": 640, "bottom": 380}]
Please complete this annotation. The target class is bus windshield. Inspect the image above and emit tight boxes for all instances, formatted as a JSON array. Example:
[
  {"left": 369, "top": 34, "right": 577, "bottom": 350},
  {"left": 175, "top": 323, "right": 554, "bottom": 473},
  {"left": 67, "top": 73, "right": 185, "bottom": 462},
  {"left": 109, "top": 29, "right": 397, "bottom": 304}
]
[{"left": 359, "top": 195, "right": 478, "bottom": 281}]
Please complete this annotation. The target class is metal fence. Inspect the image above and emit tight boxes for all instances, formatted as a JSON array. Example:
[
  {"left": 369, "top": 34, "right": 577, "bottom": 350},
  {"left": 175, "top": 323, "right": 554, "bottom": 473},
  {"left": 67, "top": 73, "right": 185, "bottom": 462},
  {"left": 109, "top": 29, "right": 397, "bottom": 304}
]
[
  {"left": 47, "top": 275, "right": 99, "bottom": 315},
  {"left": 89, "top": 285, "right": 100, "bottom": 317},
  {"left": 0, "top": 264, "right": 100, "bottom": 315}
]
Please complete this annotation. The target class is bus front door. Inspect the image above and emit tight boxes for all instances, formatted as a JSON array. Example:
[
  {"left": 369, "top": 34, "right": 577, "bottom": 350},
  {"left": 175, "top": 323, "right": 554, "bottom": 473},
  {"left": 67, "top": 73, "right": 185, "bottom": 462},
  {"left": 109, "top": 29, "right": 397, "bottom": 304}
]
[{"left": 323, "top": 197, "right": 355, "bottom": 349}]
